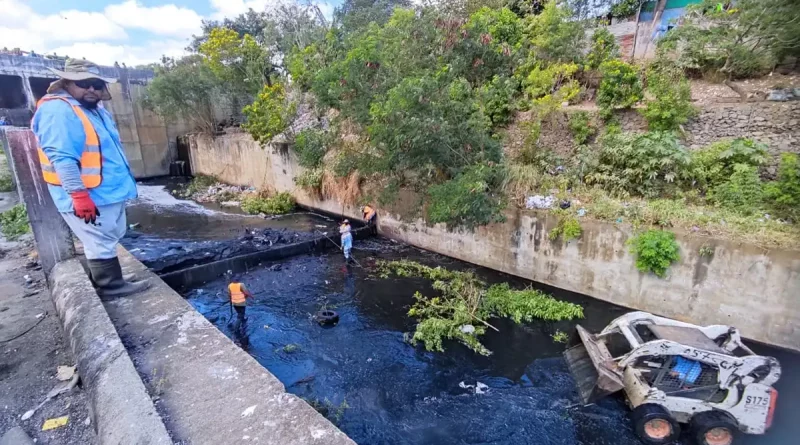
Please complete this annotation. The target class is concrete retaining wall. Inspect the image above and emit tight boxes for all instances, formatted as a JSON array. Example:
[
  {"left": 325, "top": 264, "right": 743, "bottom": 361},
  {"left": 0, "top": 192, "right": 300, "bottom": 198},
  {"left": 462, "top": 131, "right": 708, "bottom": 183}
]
[{"left": 188, "top": 133, "right": 800, "bottom": 351}]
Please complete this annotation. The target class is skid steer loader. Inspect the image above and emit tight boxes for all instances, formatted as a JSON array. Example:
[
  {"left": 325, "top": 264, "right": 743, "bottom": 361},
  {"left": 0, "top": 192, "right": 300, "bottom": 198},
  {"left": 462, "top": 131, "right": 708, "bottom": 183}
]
[{"left": 564, "top": 311, "right": 781, "bottom": 445}]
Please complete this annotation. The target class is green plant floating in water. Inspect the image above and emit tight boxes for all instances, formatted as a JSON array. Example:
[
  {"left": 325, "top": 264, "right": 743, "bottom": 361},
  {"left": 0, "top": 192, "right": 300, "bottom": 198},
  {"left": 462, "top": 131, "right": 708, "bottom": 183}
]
[
  {"left": 376, "top": 260, "right": 583, "bottom": 356},
  {"left": 282, "top": 343, "right": 300, "bottom": 353},
  {"left": 551, "top": 330, "right": 569, "bottom": 344}
]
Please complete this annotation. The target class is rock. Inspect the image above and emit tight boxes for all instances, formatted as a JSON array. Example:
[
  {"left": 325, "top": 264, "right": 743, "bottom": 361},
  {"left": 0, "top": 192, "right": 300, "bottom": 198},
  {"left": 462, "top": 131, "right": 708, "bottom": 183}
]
[{"left": 767, "top": 89, "right": 791, "bottom": 101}]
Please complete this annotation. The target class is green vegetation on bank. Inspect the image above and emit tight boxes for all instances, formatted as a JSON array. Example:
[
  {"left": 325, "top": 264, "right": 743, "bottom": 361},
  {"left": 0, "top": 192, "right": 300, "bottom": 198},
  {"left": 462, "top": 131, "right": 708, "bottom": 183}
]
[
  {"left": 376, "top": 259, "right": 583, "bottom": 355},
  {"left": 0, "top": 204, "right": 30, "bottom": 241},
  {"left": 241, "top": 191, "right": 296, "bottom": 215},
  {"left": 144, "top": 0, "right": 800, "bottom": 246}
]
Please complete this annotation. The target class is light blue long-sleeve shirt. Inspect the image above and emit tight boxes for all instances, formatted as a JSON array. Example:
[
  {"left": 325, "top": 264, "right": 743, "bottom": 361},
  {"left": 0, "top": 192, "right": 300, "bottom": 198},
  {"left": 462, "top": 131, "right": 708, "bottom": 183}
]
[{"left": 31, "top": 91, "right": 137, "bottom": 213}]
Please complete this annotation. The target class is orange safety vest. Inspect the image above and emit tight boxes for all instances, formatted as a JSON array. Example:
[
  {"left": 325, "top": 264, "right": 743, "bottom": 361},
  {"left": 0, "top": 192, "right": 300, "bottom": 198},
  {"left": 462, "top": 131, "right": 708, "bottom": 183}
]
[
  {"left": 363, "top": 205, "right": 375, "bottom": 220},
  {"left": 229, "top": 283, "right": 246, "bottom": 305},
  {"left": 35, "top": 96, "right": 102, "bottom": 188}
]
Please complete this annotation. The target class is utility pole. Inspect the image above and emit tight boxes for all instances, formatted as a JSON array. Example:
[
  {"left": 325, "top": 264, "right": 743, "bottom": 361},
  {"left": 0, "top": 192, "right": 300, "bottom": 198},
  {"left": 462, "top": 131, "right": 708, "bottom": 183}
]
[{"left": 1, "top": 127, "right": 75, "bottom": 278}]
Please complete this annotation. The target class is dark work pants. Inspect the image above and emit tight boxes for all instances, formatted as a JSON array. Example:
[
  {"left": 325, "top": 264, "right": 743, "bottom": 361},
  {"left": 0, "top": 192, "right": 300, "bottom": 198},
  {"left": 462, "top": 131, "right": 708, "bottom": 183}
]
[{"left": 234, "top": 305, "right": 246, "bottom": 321}]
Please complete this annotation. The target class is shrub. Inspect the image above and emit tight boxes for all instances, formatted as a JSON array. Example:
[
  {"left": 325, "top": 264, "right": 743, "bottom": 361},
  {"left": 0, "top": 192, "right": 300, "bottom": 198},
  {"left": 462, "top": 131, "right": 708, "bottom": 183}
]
[
  {"left": 689, "top": 138, "right": 768, "bottom": 190},
  {"left": 586, "top": 28, "right": 620, "bottom": 70},
  {"left": 658, "top": 0, "right": 800, "bottom": 80},
  {"left": 627, "top": 229, "right": 681, "bottom": 278},
  {"left": 242, "top": 83, "right": 296, "bottom": 144},
  {"left": 597, "top": 60, "right": 643, "bottom": 115},
  {"left": 241, "top": 192, "right": 296, "bottom": 215},
  {"left": 426, "top": 164, "right": 506, "bottom": 230},
  {"left": 294, "top": 168, "right": 323, "bottom": 190},
  {"left": 586, "top": 131, "right": 691, "bottom": 198},
  {"left": 549, "top": 214, "right": 582, "bottom": 243},
  {"left": 641, "top": 66, "right": 697, "bottom": 131},
  {"left": 568, "top": 111, "right": 595, "bottom": 145},
  {"left": 293, "top": 129, "right": 327, "bottom": 169},
  {"left": 709, "top": 164, "right": 764, "bottom": 214},
  {"left": 765, "top": 153, "right": 800, "bottom": 222},
  {"left": 477, "top": 75, "right": 519, "bottom": 127},
  {"left": 183, "top": 174, "right": 218, "bottom": 198},
  {"left": 525, "top": 0, "right": 586, "bottom": 64},
  {"left": 0, "top": 174, "right": 13, "bottom": 192},
  {"left": 0, "top": 204, "right": 30, "bottom": 240}
]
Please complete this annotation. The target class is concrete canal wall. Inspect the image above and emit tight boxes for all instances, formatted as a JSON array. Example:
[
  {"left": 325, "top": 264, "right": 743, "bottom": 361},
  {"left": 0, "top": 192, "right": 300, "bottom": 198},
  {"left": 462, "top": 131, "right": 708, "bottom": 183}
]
[{"left": 188, "top": 133, "right": 800, "bottom": 351}]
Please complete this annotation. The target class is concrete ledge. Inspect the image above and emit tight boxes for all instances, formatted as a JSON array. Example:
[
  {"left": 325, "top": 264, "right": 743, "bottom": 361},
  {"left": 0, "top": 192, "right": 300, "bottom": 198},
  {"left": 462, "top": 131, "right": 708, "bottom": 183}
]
[
  {"left": 103, "top": 248, "right": 356, "bottom": 445},
  {"left": 49, "top": 258, "right": 172, "bottom": 444}
]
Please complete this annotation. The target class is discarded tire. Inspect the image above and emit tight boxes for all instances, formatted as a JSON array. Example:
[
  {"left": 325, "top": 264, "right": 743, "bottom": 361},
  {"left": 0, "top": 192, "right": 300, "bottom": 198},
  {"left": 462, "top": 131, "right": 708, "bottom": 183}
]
[
  {"left": 631, "top": 403, "right": 681, "bottom": 445},
  {"left": 315, "top": 310, "right": 339, "bottom": 326}
]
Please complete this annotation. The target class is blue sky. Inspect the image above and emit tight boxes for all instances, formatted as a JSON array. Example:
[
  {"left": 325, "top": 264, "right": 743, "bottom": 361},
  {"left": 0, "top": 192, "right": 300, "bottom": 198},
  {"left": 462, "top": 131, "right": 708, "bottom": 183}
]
[{"left": 0, "top": 0, "right": 341, "bottom": 66}]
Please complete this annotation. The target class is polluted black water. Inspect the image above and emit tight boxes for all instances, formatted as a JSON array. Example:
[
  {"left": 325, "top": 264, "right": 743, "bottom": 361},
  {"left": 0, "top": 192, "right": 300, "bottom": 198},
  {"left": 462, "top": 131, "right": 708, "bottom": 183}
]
[
  {"left": 181, "top": 240, "right": 799, "bottom": 445},
  {"left": 123, "top": 181, "right": 797, "bottom": 445},
  {"left": 120, "top": 180, "right": 338, "bottom": 273}
]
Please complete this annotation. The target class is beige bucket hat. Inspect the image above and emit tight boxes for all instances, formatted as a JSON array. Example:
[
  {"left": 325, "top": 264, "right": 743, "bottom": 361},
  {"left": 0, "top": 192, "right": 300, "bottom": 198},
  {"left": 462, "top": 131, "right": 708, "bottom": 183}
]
[{"left": 47, "top": 58, "right": 117, "bottom": 101}]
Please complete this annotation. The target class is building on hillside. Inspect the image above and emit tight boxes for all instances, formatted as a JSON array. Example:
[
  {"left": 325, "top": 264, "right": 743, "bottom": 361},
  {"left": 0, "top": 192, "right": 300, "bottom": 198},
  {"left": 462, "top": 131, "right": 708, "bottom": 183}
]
[{"left": 569, "top": 0, "right": 705, "bottom": 60}]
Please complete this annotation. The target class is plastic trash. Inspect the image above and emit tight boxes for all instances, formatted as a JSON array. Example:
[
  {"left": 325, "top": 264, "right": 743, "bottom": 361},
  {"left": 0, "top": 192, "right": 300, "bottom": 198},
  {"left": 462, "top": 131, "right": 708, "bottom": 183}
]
[
  {"left": 525, "top": 195, "right": 556, "bottom": 210},
  {"left": 577, "top": 208, "right": 586, "bottom": 217},
  {"left": 460, "top": 324, "right": 475, "bottom": 334},
  {"left": 42, "top": 416, "right": 69, "bottom": 431}
]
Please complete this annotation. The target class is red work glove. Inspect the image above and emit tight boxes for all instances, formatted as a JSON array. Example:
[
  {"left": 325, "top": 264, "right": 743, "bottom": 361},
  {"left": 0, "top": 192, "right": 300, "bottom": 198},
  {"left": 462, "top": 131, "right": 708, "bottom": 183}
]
[{"left": 70, "top": 191, "right": 100, "bottom": 224}]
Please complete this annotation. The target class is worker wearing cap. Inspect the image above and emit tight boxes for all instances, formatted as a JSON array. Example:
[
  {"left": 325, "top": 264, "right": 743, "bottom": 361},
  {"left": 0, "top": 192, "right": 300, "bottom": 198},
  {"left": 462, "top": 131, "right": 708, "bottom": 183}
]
[
  {"left": 228, "top": 280, "right": 253, "bottom": 322},
  {"left": 339, "top": 219, "right": 353, "bottom": 262},
  {"left": 31, "top": 58, "right": 147, "bottom": 298},
  {"left": 362, "top": 205, "right": 377, "bottom": 235}
]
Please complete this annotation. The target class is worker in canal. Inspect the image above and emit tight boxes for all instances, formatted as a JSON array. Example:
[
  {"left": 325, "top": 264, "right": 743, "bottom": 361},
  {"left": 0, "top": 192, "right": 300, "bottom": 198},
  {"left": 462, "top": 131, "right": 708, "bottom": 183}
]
[
  {"left": 340, "top": 219, "right": 353, "bottom": 263},
  {"left": 362, "top": 205, "right": 377, "bottom": 235},
  {"left": 228, "top": 279, "right": 254, "bottom": 323},
  {"left": 31, "top": 58, "right": 149, "bottom": 298}
]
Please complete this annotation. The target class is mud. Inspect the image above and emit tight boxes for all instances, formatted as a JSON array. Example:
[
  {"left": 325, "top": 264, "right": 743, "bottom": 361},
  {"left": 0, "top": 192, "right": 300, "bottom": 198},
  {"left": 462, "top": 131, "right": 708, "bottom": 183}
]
[{"left": 120, "top": 181, "right": 338, "bottom": 273}]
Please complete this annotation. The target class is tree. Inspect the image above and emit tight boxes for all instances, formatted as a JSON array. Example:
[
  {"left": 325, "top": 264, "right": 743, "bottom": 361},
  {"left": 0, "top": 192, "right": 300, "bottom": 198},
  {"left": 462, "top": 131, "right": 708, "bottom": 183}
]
[
  {"left": 660, "top": 0, "right": 800, "bottom": 80},
  {"left": 198, "top": 27, "right": 275, "bottom": 95},
  {"left": 334, "top": 0, "right": 412, "bottom": 34},
  {"left": 524, "top": 0, "right": 585, "bottom": 64},
  {"left": 143, "top": 56, "right": 222, "bottom": 134},
  {"left": 190, "top": 9, "right": 270, "bottom": 51}
]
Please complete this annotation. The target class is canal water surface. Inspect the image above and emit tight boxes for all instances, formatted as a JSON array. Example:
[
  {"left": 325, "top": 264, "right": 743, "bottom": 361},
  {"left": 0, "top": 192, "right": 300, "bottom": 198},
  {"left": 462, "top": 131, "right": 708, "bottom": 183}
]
[{"left": 125, "top": 182, "right": 798, "bottom": 445}]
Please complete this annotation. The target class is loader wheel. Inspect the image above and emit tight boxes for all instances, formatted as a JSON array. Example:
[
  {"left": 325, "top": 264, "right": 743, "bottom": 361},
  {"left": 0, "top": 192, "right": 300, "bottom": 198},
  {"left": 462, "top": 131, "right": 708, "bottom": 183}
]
[
  {"left": 631, "top": 404, "right": 681, "bottom": 444},
  {"left": 691, "top": 411, "right": 737, "bottom": 445}
]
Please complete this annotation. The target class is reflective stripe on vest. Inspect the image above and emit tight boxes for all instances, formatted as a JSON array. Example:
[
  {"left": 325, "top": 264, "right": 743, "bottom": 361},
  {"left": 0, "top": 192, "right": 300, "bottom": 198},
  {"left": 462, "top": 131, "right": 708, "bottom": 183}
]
[
  {"left": 35, "top": 96, "right": 102, "bottom": 189},
  {"left": 229, "top": 283, "right": 246, "bottom": 305}
]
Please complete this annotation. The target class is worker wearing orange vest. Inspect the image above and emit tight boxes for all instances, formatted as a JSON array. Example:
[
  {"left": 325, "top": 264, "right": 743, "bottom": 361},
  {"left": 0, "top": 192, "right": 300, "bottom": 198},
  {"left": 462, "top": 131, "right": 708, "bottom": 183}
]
[
  {"left": 31, "top": 59, "right": 147, "bottom": 298},
  {"left": 362, "top": 205, "right": 377, "bottom": 235},
  {"left": 228, "top": 281, "right": 253, "bottom": 321}
]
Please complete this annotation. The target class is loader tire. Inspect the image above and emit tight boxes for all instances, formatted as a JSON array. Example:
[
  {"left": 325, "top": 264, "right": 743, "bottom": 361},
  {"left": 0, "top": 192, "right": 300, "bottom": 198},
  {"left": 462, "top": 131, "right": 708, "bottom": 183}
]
[
  {"left": 690, "top": 411, "right": 737, "bottom": 445},
  {"left": 631, "top": 403, "right": 681, "bottom": 444}
]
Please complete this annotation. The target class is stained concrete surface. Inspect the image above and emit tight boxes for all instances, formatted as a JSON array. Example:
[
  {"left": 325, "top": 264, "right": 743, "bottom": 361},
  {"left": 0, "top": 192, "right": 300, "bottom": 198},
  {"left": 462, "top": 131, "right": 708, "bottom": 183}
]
[
  {"left": 101, "top": 248, "right": 355, "bottom": 445},
  {"left": 0, "top": 240, "right": 95, "bottom": 444}
]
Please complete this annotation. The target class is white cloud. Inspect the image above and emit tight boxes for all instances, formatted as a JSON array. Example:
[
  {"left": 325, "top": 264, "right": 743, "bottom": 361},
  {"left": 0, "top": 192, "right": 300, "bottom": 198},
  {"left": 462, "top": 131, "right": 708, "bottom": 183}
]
[{"left": 105, "top": 1, "right": 203, "bottom": 38}]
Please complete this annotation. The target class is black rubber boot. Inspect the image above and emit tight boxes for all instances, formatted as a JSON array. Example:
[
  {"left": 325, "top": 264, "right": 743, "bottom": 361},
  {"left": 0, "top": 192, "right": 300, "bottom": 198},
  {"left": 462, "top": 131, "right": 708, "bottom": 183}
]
[{"left": 87, "top": 257, "right": 150, "bottom": 298}]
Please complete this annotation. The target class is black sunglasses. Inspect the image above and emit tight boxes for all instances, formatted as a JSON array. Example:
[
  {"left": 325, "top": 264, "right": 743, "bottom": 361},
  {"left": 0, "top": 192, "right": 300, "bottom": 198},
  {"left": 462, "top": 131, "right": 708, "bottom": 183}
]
[{"left": 73, "top": 79, "right": 107, "bottom": 90}]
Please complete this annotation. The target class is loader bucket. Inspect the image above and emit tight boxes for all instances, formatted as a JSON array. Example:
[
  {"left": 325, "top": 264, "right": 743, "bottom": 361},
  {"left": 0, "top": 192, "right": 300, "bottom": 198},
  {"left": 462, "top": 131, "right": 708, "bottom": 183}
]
[{"left": 564, "top": 325, "right": 624, "bottom": 405}]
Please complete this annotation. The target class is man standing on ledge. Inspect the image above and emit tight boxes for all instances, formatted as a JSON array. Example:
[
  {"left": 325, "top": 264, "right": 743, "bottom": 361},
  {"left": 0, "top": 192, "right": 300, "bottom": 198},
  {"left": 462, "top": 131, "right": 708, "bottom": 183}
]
[{"left": 32, "top": 58, "right": 149, "bottom": 298}]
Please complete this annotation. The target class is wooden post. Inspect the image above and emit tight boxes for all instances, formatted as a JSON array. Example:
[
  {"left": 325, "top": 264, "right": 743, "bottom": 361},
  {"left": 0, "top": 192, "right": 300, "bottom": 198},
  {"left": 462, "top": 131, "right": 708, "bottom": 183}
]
[{"left": 2, "top": 127, "right": 75, "bottom": 277}]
